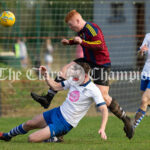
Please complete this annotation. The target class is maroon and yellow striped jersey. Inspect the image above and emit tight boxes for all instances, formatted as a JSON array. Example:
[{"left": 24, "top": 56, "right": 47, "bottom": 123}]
[{"left": 69, "top": 22, "right": 111, "bottom": 66}]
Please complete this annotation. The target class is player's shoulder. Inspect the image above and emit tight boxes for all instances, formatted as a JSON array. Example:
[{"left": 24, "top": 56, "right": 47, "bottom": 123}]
[
  {"left": 85, "top": 22, "right": 99, "bottom": 37},
  {"left": 86, "top": 81, "right": 100, "bottom": 93}
]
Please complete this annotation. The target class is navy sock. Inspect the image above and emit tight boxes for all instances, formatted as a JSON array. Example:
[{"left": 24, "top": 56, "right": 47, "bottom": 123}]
[
  {"left": 4, "top": 124, "right": 27, "bottom": 138},
  {"left": 134, "top": 108, "right": 146, "bottom": 128}
]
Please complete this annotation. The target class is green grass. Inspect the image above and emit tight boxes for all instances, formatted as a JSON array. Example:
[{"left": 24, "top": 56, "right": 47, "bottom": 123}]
[
  {"left": 1, "top": 63, "right": 150, "bottom": 149},
  {"left": 0, "top": 116, "right": 150, "bottom": 150}
]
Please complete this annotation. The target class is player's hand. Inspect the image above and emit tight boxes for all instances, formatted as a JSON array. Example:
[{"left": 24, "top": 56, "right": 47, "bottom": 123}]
[
  {"left": 40, "top": 66, "right": 49, "bottom": 80},
  {"left": 138, "top": 44, "right": 148, "bottom": 56},
  {"left": 39, "top": 66, "right": 47, "bottom": 75},
  {"left": 61, "top": 39, "right": 69, "bottom": 45},
  {"left": 73, "top": 36, "right": 82, "bottom": 44},
  {"left": 98, "top": 128, "right": 107, "bottom": 140}
]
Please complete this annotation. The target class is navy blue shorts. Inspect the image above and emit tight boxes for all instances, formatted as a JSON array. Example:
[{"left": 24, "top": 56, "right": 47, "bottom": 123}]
[
  {"left": 140, "top": 76, "right": 150, "bottom": 91},
  {"left": 43, "top": 107, "right": 73, "bottom": 137}
]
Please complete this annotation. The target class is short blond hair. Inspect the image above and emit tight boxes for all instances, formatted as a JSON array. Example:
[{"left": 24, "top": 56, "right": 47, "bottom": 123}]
[{"left": 65, "top": 10, "right": 81, "bottom": 23}]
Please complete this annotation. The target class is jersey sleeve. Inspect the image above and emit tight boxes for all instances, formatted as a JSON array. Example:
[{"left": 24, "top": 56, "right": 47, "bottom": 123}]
[
  {"left": 81, "top": 36, "right": 102, "bottom": 50},
  {"left": 92, "top": 88, "right": 106, "bottom": 106},
  {"left": 69, "top": 38, "right": 76, "bottom": 45},
  {"left": 61, "top": 78, "right": 71, "bottom": 90}
]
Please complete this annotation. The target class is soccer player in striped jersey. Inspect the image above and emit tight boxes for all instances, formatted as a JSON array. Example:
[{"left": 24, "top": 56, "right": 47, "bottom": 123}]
[
  {"left": 31, "top": 10, "right": 133, "bottom": 139},
  {"left": 133, "top": 33, "right": 150, "bottom": 130},
  {"left": 0, "top": 62, "right": 108, "bottom": 142}
]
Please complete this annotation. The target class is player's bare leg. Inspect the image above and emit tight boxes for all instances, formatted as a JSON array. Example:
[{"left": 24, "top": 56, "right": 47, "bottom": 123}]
[
  {"left": 23, "top": 114, "right": 47, "bottom": 130},
  {"left": 0, "top": 113, "right": 62, "bottom": 142},
  {"left": 28, "top": 126, "right": 50, "bottom": 142},
  {"left": 97, "top": 84, "right": 134, "bottom": 139},
  {"left": 0, "top": 114, "right": 47, "bottom": 142},
  {"left": 133, "top": 89, "right": 150, "bottom": 129}
]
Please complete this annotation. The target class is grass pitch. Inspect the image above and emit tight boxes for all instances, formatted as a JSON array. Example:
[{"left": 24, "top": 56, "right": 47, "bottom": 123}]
[
  {"left": 0, "top": 116, "right": 150, "bottom": 150},
  {"left": 0, "top": 64, "right": 150, "bottom": 149}
]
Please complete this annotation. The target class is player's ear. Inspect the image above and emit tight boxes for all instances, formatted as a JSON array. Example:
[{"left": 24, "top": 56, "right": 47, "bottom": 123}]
[
  {"left": 85, "top": 74, "right": 88, "bottom": 78},
  {"left": 76, "top": 18, "right": 80, "bottom": 24}
]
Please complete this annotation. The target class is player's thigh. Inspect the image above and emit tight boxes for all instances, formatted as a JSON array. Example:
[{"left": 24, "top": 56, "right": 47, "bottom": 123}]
[
  {"left": 96, "top": 84, "right": 112, "bottom": 105},
  {"left": 28, "top": 126, "right": 50, "bottom": 142},
  {"left": 97, "top": 84, "right": 109, "bottom": 95},
  {"left": 31, "top": 114, "right": 47, "bottom": 127},
  {"left": 142, "top": 88, "right": 150, "bottom": 105}
]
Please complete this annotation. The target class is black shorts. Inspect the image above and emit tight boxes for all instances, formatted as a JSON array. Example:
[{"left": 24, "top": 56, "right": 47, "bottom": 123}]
[{"left": 74, "top": 58, "right": 111, "bottom": 86}]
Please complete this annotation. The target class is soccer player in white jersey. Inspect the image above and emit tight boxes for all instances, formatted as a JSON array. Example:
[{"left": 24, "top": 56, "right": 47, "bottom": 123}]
[
  {"left": 0, "top": 62, "right": 108, "bottom": 142},
  {"left": 133, "top": 33, "right": 150, "bottom": 131}
]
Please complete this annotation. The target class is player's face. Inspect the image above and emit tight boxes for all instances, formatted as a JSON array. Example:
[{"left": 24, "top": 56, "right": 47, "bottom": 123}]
[{"left": 67, "top": 18, "right": 80, "bottom": 32}]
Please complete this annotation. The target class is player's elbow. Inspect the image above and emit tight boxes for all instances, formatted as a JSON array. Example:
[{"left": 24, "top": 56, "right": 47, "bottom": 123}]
[
  {"left": 99, "top": 105, "right": 108, "bottom": 114},
  {"left": 51, "top": 85, "right": 62, "bottom": 91},
  {"left": 47, "top": 82, "right": 61, "bottom": 91}
]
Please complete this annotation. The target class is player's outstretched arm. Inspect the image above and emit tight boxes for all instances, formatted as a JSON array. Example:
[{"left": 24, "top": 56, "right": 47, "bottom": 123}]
[
  {"left": 61, "top": 39, "right": 70, "bottom": 45},
  {"left": 61, "top": 38, "right": 78, "bottom": 45},
  {"left": 98, "top": 105, "right": 108, "bottom": 140},
  {"left": 40, "top": 66, "right": 64, "bottom": 91}
]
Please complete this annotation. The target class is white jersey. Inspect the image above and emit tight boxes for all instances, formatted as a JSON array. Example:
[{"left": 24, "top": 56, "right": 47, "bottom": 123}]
[
  {"left": 60, "top": 79, "right": 105, "bottom": 127},
  {"left": 141, "top": 33, "right": 150, "bottom": 77}
]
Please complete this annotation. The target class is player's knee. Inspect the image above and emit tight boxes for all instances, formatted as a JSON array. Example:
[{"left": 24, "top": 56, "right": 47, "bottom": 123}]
[
  {"left": 28, "top": 134, "right": 37, "bottom": 143},
  {"left": 25, "top": 120, "right": 37, "bottom": 129},
  {"left": 141, "top": 95, "right": 149, "bottom": 106}
]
